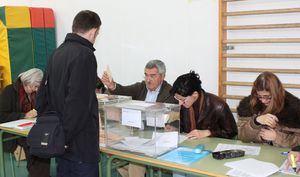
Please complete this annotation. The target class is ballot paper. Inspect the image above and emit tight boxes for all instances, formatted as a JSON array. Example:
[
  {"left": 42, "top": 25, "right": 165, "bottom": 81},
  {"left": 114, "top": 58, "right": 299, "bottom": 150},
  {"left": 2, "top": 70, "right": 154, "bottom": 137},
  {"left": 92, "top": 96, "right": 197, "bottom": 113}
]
[
  {"left": 150, "top": 132, "right": 178, "bottom": 147},
  {"left": 106, "top": 65, "right": 112, "bottom": 82},
  {"left": 214, "top": 143, "right": 261, "bottom": 155},
  {"left": 226, "top": 169, "right": 257, "bottom": 177},
  {"left": 225, "top": 158, "right": 279, "bottom": 177},
  {"left": 110, "top": 132, "right": 178, "bottom": 157}
]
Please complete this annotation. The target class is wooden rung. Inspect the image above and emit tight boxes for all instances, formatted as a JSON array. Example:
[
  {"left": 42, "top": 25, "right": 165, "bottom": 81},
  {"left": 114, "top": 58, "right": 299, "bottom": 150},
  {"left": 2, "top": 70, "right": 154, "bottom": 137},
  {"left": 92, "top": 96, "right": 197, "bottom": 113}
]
[
  {"left": 223, "top": 67, "right": 300, "bottom": 74},
  {"left": 223, "top": 81, "right": 300, "bottom": 89},
  {"left": 223, "top": 38, "right": 300, "bottom": 44},
  {"left": 224, "top": 53, "right": 300, "bottom": 58},
  {"left": 224, "top": 81, "right": 252, "bottom": 86},
  {"left": 224, "top": 23, "right": 300, "bottom": 30},
  {"left": 225, "top": 8, "right": 300, "bottom": 16},
  {"left": 230, "top": 108, "right": 237, "bottom": 113},
  {"left": 223, "top": 94, "right": 245, "bottom": 100},
  {"left": 224, "top": 0, "right": 246, "bottom": 2}
]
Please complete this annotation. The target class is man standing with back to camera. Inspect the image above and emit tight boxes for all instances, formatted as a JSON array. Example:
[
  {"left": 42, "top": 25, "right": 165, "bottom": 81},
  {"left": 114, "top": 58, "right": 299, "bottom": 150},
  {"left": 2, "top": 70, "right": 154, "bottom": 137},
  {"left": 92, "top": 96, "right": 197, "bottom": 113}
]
[{"left": 37, "top": 10, "right": 101, "bottom": 177}]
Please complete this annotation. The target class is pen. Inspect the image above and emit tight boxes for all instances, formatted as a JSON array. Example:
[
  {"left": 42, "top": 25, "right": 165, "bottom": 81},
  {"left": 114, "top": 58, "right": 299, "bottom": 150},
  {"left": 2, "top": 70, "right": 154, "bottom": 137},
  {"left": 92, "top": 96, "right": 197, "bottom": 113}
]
[
  {"left": 281, "top": 151, "right": 289, "bottom": 156},
  {"left": 291, "top": 154, "right": 297, "bottom": 172}
]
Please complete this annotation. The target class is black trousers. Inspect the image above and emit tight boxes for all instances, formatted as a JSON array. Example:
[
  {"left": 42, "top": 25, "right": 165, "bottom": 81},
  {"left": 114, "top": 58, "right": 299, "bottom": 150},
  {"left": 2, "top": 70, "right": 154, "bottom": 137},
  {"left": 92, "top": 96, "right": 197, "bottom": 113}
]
[{"left": 18, "top": 138, "right": 51, "bottom": 177}]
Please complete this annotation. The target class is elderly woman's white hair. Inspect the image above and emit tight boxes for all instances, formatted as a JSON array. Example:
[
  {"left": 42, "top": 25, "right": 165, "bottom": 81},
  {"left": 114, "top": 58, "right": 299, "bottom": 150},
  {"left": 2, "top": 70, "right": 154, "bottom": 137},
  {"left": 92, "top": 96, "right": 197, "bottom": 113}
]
[{"left": 18, "top": 68, "right": 43, "bottom": 86}]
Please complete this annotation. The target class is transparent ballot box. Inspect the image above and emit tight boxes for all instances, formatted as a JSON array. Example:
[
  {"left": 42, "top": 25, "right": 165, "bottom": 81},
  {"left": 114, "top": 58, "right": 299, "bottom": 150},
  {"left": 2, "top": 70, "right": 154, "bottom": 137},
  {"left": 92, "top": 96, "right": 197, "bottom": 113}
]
[
  {"left": 97, "top": 94, "right": 132, "bottom": 127},
  {"left": 104, "top": 100, "right": 180, "bottom": 157},
  {"left": 97, "top": 94, "right": 132, "bottom": 147}
]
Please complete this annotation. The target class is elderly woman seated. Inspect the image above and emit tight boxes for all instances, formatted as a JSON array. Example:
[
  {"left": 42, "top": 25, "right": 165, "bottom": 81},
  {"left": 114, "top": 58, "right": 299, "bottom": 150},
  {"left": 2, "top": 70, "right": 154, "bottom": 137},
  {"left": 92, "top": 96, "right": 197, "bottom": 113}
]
[{"left": 0, "top": 68, "right": 50, "bottom": 177}]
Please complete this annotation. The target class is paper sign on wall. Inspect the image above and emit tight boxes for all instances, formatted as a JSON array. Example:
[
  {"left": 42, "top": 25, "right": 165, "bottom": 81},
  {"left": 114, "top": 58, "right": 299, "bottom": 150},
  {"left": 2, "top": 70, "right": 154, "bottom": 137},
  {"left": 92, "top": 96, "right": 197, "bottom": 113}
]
[{"left": 121, "top": 108, "right": 142, "bottom": 128}]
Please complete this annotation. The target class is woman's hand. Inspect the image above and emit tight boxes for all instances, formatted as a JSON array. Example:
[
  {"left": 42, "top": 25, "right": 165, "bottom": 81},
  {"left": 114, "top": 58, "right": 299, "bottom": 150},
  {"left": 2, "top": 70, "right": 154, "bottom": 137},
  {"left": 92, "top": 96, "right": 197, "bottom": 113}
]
[
  {"left": 256, "top": 114, "right": 278, "bottom": 128},
  {"left": 259, "top": 128, "right": 277, "bottom": 141},
  {"left": 24, "top": 109, "right": 37, "bottom": 118},
  {"left": 186, "top": 129, "right": 211, "bottom": 139},
  {"left": 286, "top": 151, "right": 300, "bottom": 173}
]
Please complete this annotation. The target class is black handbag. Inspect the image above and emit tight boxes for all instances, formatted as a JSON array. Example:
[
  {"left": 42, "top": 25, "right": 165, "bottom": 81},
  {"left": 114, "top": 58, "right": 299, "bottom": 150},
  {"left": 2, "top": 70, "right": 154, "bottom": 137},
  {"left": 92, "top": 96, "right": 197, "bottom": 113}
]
[
  {"left": 27, "top": 58, "right": 65, "bottom": 158},
  {"left": 27, "top": 111, "right": 65, "bottom": 158}
]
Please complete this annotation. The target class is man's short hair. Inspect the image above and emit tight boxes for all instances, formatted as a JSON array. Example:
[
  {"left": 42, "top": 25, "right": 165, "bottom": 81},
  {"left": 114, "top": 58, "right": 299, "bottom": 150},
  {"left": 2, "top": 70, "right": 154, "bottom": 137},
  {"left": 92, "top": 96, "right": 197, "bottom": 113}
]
[
  {"left": 72, "top": 10, "right": 101, "bottom": 33},
  {"left": 145, "top": 60, "right": 166, "bottom": 75}
]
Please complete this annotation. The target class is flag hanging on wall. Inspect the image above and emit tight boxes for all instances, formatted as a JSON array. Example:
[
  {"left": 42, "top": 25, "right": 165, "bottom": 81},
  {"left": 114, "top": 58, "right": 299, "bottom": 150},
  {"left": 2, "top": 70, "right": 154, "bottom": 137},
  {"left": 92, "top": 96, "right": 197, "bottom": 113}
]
[{"left": 0, "top": 6, "right": 56, "bottom": 88}]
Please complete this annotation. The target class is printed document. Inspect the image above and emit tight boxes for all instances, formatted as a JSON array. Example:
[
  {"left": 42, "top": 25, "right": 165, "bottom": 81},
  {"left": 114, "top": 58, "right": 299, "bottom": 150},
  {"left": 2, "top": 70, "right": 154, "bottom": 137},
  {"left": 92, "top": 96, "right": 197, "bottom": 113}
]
[
  {"left": 121, "top": 108, "right": 142, "bottom": 128},
  {"left": 225, "top": 158, "right": 279, "bottom": 177}
]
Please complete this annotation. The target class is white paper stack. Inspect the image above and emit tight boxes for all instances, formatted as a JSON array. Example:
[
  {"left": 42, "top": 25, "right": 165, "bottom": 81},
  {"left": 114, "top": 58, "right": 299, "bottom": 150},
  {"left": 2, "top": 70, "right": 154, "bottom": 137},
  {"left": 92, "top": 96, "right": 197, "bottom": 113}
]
[{"left": 225, "top": 158, "right": 279, "bottom": 177}]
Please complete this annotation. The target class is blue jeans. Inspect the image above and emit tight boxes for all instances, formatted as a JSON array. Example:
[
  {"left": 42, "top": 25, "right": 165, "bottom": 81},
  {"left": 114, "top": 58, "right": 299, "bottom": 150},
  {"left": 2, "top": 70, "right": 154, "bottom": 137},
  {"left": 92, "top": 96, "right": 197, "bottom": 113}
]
[{"left": 56, "top": 157, "right": 99, "bottom": 177}]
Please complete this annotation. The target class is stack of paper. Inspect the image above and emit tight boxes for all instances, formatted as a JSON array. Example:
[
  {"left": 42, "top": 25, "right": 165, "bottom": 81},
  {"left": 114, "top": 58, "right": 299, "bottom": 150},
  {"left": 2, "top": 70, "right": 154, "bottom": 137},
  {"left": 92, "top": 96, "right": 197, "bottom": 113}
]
[
  {"left": 110, "top": 132, "right": 178, "bottom": 157},
  {"left": 225, "top": 158, "right": 279, "bottom": 177}
]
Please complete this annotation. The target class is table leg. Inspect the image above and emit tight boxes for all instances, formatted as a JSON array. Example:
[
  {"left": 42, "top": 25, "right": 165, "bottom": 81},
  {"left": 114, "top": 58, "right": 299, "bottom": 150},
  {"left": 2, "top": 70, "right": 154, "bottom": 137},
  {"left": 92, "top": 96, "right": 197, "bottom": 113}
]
[
  {"left": 98, "top": 159, "right": 102, "bottom": 177},
  {"left": 149, "top": 167, "right": 154, "bottom": 177},
  {"left": 106, "top": 155, "right": 115, "bottom": 177},
  {"left": 158, "top": 168, "right": 162, "bottom": 177},
  {"left": 0, "top": 130, "right": 5, "bottom": 177}
]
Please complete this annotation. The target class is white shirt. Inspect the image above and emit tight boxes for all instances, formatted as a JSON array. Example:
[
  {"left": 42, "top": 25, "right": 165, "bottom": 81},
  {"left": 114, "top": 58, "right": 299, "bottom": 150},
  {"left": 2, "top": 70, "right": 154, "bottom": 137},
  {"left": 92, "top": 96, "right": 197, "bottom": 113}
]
[{"left": 145, "top": 83, "right": 162, "bottom": 102}]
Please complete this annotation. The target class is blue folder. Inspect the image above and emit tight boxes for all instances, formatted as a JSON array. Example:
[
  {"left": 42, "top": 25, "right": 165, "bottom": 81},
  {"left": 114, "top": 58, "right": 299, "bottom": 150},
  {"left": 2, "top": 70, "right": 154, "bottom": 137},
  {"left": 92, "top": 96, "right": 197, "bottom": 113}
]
[{"left": 157, "top": 146, "right": 211, "bottom": 165}]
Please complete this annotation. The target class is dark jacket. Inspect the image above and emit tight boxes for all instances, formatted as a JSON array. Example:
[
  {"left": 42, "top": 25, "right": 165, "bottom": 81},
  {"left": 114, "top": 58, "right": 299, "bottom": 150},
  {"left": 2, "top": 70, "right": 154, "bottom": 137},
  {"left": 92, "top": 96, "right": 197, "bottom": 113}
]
[
  {"left": 237, "top": 91, "right": 300, "bottom": 147},
  {"left": 0, "top": 80, "right": 25, "bottom": 152},
  {"left": 180, "top": 91, "right": 237, "bottom": 139},
  {"left": 110, "top": 80, "right": 177, "bottom": 104},
  {"left": 36, "top": 33, "right": 99, "bottom": 163}
]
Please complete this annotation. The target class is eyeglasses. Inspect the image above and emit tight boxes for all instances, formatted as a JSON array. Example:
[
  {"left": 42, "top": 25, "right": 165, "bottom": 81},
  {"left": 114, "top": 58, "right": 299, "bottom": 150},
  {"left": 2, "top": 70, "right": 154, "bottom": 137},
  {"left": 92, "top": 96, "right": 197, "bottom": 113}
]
[
  {"left": 144, "top": 73, "right": 160, "bottom": 80},
  {"left": 174, "top": 95, "right": 187, "bottom": 103},
  {"left": 174, "top": 94, "right": 195, "bottom": 105},
  {"left": 256, "top": 95, "right": 272, "bottom": 101}
]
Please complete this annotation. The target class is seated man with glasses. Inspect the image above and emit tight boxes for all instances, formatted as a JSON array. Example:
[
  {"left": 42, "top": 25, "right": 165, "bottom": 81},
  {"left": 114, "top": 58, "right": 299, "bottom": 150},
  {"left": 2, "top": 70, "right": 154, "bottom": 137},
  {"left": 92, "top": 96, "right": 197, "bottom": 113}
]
[
  {"left": 237, "top": 71, "right": 300, "bottom": 148},
  {"left": 101, "top": 59, "right": 177, "bottom": 177},
  {"left": 101, "top": 59, "right": 176, "bottom": 103}
]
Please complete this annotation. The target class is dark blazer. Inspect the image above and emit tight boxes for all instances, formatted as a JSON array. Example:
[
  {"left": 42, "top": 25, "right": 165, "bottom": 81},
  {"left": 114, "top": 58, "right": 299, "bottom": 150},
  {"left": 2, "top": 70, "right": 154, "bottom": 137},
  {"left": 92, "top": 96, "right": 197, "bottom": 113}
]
[
  {"left": 180, "top": 91, "right": 237, "bottom": 139},
  {"left": 0, "top": 80, "right": 24, "bottom": 152},
  {"left": 110, "top": 80, "right": 177, "bottom": 104},
  {"left": 36, "top": 33, "right": 99, "bottom": 163}
]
